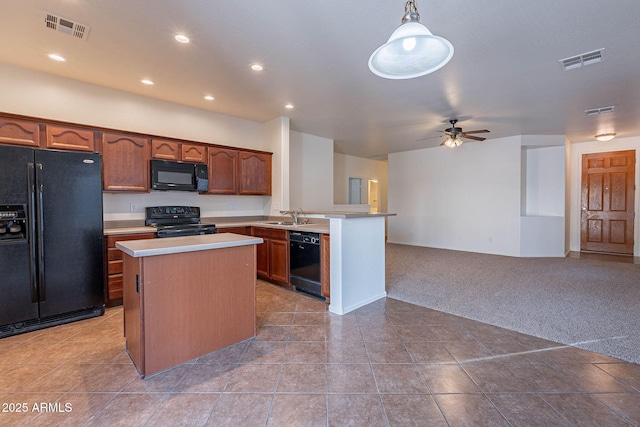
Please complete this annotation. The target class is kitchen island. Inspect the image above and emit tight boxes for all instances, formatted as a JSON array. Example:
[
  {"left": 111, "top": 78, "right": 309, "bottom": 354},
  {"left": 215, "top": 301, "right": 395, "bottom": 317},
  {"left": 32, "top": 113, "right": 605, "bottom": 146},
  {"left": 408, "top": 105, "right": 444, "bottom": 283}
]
[{"left": 116, "top": 233, "right": 263, "bottom": 378}]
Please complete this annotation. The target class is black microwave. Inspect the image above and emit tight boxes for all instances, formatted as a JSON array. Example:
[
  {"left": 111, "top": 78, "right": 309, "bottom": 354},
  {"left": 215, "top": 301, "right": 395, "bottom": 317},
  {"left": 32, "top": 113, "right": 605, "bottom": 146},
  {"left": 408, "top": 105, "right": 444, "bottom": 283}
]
[{"left": 150, "top": 159, "right": 208, "bottom": 192}]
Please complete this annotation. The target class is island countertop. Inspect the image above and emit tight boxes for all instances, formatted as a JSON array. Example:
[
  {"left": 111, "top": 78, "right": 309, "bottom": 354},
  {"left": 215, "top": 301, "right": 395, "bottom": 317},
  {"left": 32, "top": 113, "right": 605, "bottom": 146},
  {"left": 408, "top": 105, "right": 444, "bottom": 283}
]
[{"left": 116, "top": 233, "right": 263, "bottom": 257}]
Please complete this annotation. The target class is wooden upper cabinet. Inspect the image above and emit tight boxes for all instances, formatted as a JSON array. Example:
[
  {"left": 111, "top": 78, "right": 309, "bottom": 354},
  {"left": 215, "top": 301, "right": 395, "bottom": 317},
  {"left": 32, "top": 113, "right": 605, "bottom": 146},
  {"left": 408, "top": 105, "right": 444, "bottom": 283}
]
[
  {"left": 102, "top": 132, "right": 150, "bottom": 192},
  {"left": 238, "top": 152, "right": 272, "bottom": 195},
  {"left": 151, "top": 139, "right": 179, "bottom": 160},
  {"left": 182, "top": 144, "right": 207, "bottom": 163},
  {"left": 208, "top": 147, "right": 238, "bottom": 194},
  {"left": 0, "top": 118, "right": 40, "bottom": 147},
  {"left": 45, "top": 125, "right": 95, "bottom": 152},
  {"left": 152, "top": 139, "right": 207, "bottom": 163}
]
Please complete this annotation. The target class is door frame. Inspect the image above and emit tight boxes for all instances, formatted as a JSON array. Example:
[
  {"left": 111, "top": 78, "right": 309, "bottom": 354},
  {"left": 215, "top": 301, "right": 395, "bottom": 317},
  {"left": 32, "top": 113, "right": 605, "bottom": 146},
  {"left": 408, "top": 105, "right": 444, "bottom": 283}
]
[{"left": 570, "top": 142, "right": 639, "bottom": 256}]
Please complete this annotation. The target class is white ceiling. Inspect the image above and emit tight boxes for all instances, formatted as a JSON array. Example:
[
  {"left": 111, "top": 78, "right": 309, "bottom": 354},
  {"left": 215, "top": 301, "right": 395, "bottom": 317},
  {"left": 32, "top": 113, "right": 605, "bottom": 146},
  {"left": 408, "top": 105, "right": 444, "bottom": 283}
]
[{"left": 2, "top": 1, "right": 640, "bottom": 158}]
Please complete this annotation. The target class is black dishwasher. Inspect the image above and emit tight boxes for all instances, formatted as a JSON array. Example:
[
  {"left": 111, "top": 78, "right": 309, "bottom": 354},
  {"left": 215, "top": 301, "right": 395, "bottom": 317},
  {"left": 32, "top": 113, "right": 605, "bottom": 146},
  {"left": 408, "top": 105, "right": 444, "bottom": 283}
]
[{"left": 289, "top": 231, "right": 323, "bottom": 299}]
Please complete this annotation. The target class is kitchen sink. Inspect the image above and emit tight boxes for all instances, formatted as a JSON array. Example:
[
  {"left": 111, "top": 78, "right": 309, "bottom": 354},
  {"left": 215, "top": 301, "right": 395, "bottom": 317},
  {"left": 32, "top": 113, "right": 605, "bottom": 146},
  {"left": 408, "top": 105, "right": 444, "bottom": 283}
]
[{"left": 263, "top": 221, "right": 314, "bottom": 226}]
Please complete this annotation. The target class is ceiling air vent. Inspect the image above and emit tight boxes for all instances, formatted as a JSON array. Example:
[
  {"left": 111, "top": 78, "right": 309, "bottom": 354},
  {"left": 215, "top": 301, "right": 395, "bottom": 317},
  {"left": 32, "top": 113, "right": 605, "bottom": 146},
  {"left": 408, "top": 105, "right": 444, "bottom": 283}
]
[
  {"left": 585, "top": 105, "right": 615, "bottom": 116},
  {"left": 559, "top": 48, "right": 604, "bottom": 71},
  {"left": 43, "top": 11, "right": 91, "bottom": 40}
]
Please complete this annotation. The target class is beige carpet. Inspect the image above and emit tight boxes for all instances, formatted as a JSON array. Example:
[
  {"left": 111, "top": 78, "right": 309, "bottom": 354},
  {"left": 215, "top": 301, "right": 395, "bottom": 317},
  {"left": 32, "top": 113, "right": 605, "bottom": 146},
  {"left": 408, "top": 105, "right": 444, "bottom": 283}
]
[{"left": 385, "top": 243, "right": 640, "bottom": 365}]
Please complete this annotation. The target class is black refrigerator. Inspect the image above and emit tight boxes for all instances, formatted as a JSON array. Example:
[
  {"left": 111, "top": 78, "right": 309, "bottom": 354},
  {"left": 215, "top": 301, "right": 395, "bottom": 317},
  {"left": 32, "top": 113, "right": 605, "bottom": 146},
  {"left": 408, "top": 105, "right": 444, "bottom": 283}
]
[{"left": 0, "top": 145, "right": 104, "bottom": 337}]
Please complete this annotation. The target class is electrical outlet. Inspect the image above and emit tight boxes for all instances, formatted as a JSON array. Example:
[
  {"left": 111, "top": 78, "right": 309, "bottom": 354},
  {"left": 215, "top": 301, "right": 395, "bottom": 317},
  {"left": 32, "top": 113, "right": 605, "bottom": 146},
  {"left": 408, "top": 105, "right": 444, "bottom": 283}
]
[
  {"left": 273, "top": 203, "right": 280, "bottom": 211},
  {"left": 130, "top": 203, "right": 137, "bottom": 213}
]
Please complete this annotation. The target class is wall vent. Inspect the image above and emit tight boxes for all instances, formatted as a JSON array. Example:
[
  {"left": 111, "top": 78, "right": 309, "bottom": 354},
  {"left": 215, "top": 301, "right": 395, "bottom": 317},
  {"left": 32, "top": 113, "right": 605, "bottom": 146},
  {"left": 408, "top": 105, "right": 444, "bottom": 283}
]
[
  {"left": 43, "top": 11, "right": 91, "bottom": 40},
  {"left": 585, "top": 105, "right": 615, "bottom": 116},
  {"left": 559, "top": 48, "right": 604, "bottom": 71}
]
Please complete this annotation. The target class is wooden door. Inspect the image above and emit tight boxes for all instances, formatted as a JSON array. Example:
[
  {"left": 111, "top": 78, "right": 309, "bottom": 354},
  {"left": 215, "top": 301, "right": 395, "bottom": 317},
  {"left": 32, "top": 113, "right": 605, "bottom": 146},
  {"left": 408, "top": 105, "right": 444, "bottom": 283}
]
[
  {"left": 45, "top": 125, "right": 95, "bottom": 152},
  {"left": 581, "top": 150, "right": 635, "bottom": 254},
  {"left": 102, "top": 132, "right": 150, "bottom": 192},
  {"left": 151, "top": 139, "right": 180, "bottom": 160},
  {"left": 0, "top": 118, "right": 40, "bottom": 147},
  {"left": 238, "top": 152, "right": 272, "bottom": 195},
  {"left": 208, "top": 148, "right": 238, "bottom": 194},
  {"left": 269, "top": 239, "right": 289, "bottom": 284},
  {"left": 321, "top": 234, "right": 330, "bottom": 298},
  {"left": 182, "top": 144, "right": 207, "bottom": 163}
]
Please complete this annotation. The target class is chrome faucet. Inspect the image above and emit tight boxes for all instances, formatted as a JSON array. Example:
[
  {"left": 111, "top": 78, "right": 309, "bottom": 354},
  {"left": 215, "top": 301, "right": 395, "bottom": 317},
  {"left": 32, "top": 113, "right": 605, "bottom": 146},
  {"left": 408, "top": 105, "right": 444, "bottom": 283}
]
[
  {"left": 280, "top": 210, "right": 299, "bottom": 225},
  {"left": 298, "top": 208, "right": 309, "bottom": 224}
]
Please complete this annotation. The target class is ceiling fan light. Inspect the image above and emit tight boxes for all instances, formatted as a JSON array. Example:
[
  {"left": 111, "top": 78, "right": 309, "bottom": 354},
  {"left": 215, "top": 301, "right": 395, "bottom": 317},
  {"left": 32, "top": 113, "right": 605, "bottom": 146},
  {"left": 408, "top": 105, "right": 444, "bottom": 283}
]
[
  {"left": 443, "top": 136, "right": 461, "bottom": 147},
  {"left": 368, "top": 2, "right": 453, "bottom": 80}
]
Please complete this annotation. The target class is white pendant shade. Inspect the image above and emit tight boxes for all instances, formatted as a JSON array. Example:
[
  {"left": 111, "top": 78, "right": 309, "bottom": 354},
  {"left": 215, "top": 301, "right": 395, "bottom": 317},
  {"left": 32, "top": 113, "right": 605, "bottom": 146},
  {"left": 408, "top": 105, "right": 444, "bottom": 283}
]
[{"left": 369, "top": 21, "right": 453, "bottom": 79}]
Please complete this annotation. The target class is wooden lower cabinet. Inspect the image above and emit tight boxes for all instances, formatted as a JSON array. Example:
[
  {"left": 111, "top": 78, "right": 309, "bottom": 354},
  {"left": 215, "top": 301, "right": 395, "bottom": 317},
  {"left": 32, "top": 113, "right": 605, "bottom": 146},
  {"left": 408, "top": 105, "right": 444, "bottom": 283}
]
[
  {"left": 104, "top": 232, "right": 156, "bottom": 306},
  {"left": 252, "top": 227, "right": 290, "bottom": 287},
  {"left": 321, "top": 234, "right": 330, "bottom": 299},
  {"left": 122, "top": 245, "right": 257, "bottom": 378}
]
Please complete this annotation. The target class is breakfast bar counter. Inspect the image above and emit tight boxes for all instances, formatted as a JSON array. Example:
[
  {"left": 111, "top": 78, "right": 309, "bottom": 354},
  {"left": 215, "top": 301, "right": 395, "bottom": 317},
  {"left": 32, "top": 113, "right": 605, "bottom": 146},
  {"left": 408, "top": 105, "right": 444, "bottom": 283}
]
[{"left": 117, "top": 233, "right": 263, "bottom": 378}]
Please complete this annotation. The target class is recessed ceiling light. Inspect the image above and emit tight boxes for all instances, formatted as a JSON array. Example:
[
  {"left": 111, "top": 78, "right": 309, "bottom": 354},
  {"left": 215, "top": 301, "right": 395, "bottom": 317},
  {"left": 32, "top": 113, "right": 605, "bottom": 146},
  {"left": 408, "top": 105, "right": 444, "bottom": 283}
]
[
  {"left": 140, "top": 79, "right": 154, "bottom": 86},
  {"left": 204, "top": 95, "right": 215, "bottom": 101},
  {"left": 48, "top": 53, "right": 66, "bottom": 62},
  {"left": 285, "top": 104, "right": 294, "bottom": 109},
  {"left": 174, "top": 34, "right": 190, "bottom": 44},
  {"left": 251, "top": 64, "right": 264, "bottom": 71},
  {"left": 595, "top": 133, "right": 616, "bottom": 141}
]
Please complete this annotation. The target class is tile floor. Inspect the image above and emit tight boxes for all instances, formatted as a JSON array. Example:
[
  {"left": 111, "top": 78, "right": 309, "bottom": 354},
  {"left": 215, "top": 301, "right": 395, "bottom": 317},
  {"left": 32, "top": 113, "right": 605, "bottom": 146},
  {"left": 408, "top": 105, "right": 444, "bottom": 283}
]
[{"left": 1, "top": 280, "right": 639, "bottom": 426}]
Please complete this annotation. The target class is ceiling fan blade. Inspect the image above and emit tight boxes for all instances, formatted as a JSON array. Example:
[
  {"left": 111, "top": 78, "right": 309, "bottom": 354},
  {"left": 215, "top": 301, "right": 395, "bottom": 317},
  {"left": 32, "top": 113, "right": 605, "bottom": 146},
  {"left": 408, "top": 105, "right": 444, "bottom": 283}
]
[
  {"left": 460, "top": 134, "right": 486, "bottom": 141},
  {"left": 462, "top": 129, "right": 490, "bottom": 134}
]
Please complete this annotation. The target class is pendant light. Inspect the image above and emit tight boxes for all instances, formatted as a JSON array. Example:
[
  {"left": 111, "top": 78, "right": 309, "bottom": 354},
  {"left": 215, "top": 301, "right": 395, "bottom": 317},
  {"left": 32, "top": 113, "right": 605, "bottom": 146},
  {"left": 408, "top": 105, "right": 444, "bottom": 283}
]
[{"left": 368, "top": 0, "right": 453, "bottom": 79}]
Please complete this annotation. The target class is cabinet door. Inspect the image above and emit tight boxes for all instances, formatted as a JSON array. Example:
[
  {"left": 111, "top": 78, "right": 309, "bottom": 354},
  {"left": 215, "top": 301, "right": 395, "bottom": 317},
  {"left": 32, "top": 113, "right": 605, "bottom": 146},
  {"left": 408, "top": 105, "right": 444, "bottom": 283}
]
[
  {"left": 269, "top": 239, "right": 289, "bottom": 285},
  {"left": 238, "top": 152, "right": 272, "bottom": 195},
  {"left": 102, "top": 132, "right": 150, "bottom": 192},
  {"left": 182, "top": 144, "right": 207, "bottom": 163},
  {"left": 321, "top": 234, "right": 330, "bottom": 298},
  {"left": 208, "top": 147, "right": 238, "bottom": 194},
  {"left": 151, "top": 139, "right": 180, "bottom": 160},
  {"left": 0, "top": 118, "right": 40, "bottom": 147},
  {"left": 256, "top": 237, "right": 269, "bottom": 279},
  {"left": 45, "top": 125, "right": 95, "bottom": 152}
]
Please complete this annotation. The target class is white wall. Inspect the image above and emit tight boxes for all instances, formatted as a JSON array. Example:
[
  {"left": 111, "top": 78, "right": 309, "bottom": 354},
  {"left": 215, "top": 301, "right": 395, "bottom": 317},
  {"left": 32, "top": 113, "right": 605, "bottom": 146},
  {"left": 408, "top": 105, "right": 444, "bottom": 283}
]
[
  {"left": 569, "top": 136, "right": 640, "bottom": 255},
  {"left": 388, "top": 136, "right": 522, "bottom": 256},
  {"left": 0, "top": 62, "right": 286, "bottom": 220},
  {"left": 289, "top": 131, "right": 335, "bottom": 211},
  {"left": 333, "top": 153, "right": 388, "bottom": 213}
]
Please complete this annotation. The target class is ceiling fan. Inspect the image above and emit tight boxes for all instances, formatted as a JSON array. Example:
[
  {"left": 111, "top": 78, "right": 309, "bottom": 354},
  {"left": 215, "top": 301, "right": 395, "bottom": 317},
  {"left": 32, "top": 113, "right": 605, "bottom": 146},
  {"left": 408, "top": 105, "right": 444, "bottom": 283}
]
[{"left": 439, "top": 119, "right": 490, "bottom": 147}]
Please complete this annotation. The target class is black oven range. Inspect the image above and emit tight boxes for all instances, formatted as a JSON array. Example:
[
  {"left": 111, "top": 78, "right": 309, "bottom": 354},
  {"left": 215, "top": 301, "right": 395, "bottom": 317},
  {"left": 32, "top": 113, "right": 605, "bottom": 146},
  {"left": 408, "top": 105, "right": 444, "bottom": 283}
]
[{"left": 145, "top": 206, "right": 217, "bottom": 238}]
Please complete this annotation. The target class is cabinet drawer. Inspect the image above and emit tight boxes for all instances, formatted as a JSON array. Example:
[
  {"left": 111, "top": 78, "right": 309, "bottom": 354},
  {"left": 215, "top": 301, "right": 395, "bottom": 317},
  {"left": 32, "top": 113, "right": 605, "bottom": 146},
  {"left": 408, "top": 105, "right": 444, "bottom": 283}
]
[
  {"left": 108, "top": 259, "right": 123, "bottom": 275},
  {"left": 107, "top": 275, "right": 123, "bottom": 300},
  {"left": 106, "top": 232, "right": 156, "bottom": 247},
  {"left": 220, "top": 226, "right": 250, "bottom": 235},
  {"left": 252, "top": 227, "right": 288, "bottom": 241},
  {"left": 107, "top": 247, "right": 122, "bottom": 261}
]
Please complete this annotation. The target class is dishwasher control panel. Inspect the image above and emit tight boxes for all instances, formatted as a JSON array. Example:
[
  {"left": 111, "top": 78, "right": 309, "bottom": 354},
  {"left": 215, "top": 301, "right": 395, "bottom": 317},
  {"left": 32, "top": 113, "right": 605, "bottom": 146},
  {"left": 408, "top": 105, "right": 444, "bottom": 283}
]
[{"left": 289, "top": 231, "right": 320, "bottom": 245}]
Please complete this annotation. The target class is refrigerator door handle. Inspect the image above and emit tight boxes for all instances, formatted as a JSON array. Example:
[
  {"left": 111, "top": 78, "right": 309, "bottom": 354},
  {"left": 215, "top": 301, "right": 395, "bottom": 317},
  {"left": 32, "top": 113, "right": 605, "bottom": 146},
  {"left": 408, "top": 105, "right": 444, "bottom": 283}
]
[
  {"left": 35, "top": 163, "right": 46, "bottom": 302},
  {"left": 27, "top": 162, "right": 39, "bottom": 303}
]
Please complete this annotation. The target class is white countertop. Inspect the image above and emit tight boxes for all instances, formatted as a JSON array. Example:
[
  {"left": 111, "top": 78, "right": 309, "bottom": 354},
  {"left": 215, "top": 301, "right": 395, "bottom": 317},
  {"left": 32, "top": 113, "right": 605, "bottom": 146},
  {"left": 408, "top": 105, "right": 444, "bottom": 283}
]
[
  {"left": 116, "top": 233, "right": 263, "bottom": 257},
  {"left": 104, "top": 220, "right": 330, "bottom": 236}
]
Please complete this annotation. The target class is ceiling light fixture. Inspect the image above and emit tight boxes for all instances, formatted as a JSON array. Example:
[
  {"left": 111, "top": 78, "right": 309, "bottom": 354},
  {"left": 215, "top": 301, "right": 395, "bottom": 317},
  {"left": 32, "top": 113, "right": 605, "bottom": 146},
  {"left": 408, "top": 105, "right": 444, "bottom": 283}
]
[
  {"left": 368, "top": 0, "right": 453, "bottom": 79},
  {"left": 140, "top": 79, "right": 154, "bottom": 86},
  {"left": 204, "top": 95, "right": 214, "bottom": 101},
  {"left": 251, "top": 64, "right": 264, "bottom": 71},
  {"left": 48, "top": 53, "right": 66, "bottom": 62},
  {"left": 595, "top": 133, "right": 616, "bottom": 142},
  {"left": 443, "top": 135, "right": 463, "bottom": 148},
  {"left": 174, "top": 34, "right": 190, "bottom": 44},
  {"left": 285, "top": 104, "right": 294, "bottom": 109}
]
